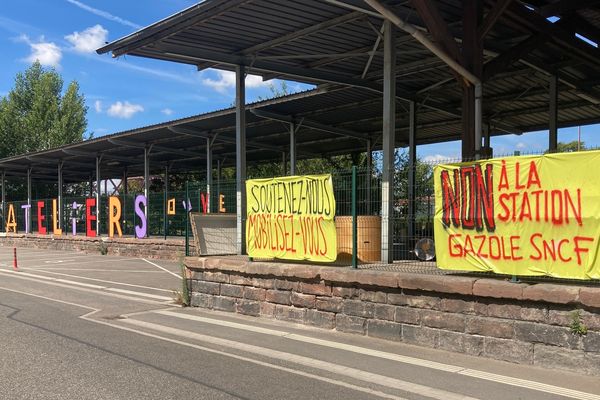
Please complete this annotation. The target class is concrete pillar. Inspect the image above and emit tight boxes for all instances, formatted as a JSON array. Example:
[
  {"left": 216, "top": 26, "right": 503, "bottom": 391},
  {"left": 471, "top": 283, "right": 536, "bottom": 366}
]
[
  {"left": 549, "top": 75, "right": 558, "bottom": 152},
  {"left": 381, "top": 20, "right": 396, "bottom": 264},
  {"left": 235, "top": 64, "right": 247, "bottom": 254}
]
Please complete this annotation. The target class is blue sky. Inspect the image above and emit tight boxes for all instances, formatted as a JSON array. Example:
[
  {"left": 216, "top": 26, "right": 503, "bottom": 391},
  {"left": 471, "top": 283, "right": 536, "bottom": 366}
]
[{"left": 1, "top": 0, "right": 598, "bottom": 162}]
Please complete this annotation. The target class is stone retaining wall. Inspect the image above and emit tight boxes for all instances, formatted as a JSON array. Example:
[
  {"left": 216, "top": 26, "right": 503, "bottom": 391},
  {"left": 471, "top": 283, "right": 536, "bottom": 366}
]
[
  {"left": 185, "top": 256, "right": 600, "bottom": 375},
  {"left": 1, "top": 233, "right": 191, "bottom": 260}
]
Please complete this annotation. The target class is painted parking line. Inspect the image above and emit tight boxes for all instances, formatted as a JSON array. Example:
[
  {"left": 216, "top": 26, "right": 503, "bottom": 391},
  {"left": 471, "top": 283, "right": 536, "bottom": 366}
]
[
  {"left": 121, "top": 318, "right": 476, "bottom": 400},
  {"left": 142, "top": 258, "right": 182, "bottom": 279},
  {"left": 152, "top": 310, "right": 600, "bottom": 400},
  {"left": 0, "top": 270, "right": 170, "bottom": 305},
  {"left": 0, "top": 285, "right": 406, "bottom": 400},
  {"left": 29, "top": 270, "right": 174, "bottom": 292}
]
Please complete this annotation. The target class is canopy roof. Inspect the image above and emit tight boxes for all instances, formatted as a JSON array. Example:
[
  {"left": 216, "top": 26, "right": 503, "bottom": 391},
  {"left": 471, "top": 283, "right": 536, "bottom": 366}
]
[
  {"left": 4, "top": 0, "right": 600, "bottom": 183},
  {"left": 97, "top": 0, "right": 600, "bottom": 136}
]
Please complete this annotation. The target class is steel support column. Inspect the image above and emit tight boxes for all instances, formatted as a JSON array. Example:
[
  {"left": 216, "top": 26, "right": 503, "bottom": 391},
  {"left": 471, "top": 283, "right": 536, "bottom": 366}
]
[
  {"left": 58, "top": 161, "right": 63, "bottom": 230},
  {"left": 366, "top": 139, "right": 372, "bottom": 214},
  {"left": 27, "top": 167, "right": 32, "bottom": 234},
  {"left": 144, "top": 147, "right": 150, "bottom": 237},
  {"left": 282, "top": 152, "right": 287, "bottom": 176},
  {"left": 95, "top": 156, "right": 101, "bottom": 235},
  {"left": 206, "top": 138, "right": 212, "bottom": 213},
  {"left": 164, "top": 165, "right": 169, "bottom": 238},
  {"left": 235, "top": 65, "right": 247, "bottom": 254},
  {"left": 290, "top": 122, "right": 296, "bottom": 175},
  {"left": 1, "top": 170, "right": 5, "bottom": 232},
  {"left": 381, "top": 20, "right": 396, "bottom": 264},
  {"left": 407, "top": 101, "right": 417, "bottom": 245},
  {"left": 549, "top": 75, "right": 558, "bottom": 152}
]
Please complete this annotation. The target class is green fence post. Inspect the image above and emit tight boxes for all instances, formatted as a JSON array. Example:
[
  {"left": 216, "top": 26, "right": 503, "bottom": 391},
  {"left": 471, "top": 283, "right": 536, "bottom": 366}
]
[
  {"left": 163, "top": 189, "right": 167, "bottom": 240},
  {"left": 352, "top": 165, "right": 358, "bottom": 269},
  {"left": 185, "top": 181, "right": 189, "bottom": 257}
]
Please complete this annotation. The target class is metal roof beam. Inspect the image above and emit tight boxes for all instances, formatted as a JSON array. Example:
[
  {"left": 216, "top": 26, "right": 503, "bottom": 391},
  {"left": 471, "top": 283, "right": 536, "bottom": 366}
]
[
  {"left": 154, "top": 43, "right": 384, "bottom": 92},
  {"left": 240, "top": 11, "right": 364, "bottom": 56},
  {"left": 251, "top": 109, "right": 370, "bottom": 142},
  {"left": 62, "top": 149, "right": 133, "bottom": 164},
  {"left": 100, "top": 0, "right": 251, "bottom": 57},
  {"left": 107, "top": 138, "right": 200, "bottom": 158},
  {"left": 479, "top": 0, "right": 514, "bottom": 39},
  {"left": 167, "top": 126, "right": 284, "bottom": 153}
]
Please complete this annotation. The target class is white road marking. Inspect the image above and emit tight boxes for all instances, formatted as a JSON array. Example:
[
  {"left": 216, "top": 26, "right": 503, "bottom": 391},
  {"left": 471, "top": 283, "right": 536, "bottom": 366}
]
[
  {"left": 29, "top": 269, "right": 174, "bottom": 293},
  {"left": 90, "top": 317, "right": 407, "bottom": 400},
  {"left": 0, "top": 286, "right": 407, "bottom": 399},
  {"left": 106, "top": 288, "right": 172, "bottom": 301},
  {"left": 142, "top": 258, "right": 181, "bottom": 279},
  {"left": 34, "top": 268, "right": 164, "bottom": 272},
  {"left": 154, "top": 310, "right": 600, "bottom": 400},
  {"left": 122, "top": 318, "right": 478, "bottom": 400},
  {"left": 0, "top": 270, "right": 168, "bottom": 305}
]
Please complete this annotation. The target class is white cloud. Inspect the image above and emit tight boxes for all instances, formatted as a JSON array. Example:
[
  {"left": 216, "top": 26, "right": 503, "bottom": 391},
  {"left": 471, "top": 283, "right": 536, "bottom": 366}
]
[
  {"left": 94, "top": 100, "right": 102, "bottom": 113},
  {"left": 515, "top": 142, "right": 527, "bottom": 150},
  {"left": 107, "top": 101, "right": 144, "bottom": 119},
  {"left": 65, "top": 0, "right": 141, "bottom": 29},
  {"left": 19, "top": 35, "right": 62, "bottom": 67},
  {"left": 161, "top": 108, "right": 174, "bottom": 116},
  {"left": 202, "top": 69, "right": 270, "bottom": 93},
  {"left": 65, "top": 24, "right": 108, "bottom": 53}
]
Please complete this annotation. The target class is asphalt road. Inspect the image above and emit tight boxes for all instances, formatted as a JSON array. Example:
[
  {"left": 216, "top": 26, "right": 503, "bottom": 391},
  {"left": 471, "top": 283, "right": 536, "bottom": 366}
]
[{"left": 0, "top": 247, "right": 599, "bottom": 400}]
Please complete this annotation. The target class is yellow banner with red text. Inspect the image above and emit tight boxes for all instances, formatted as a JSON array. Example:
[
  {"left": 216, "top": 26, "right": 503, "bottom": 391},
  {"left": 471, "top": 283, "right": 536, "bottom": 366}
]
[
  {"left": 246, "top": 174, "right": 337, "bottom": 262},
  {"left": 434, "top": 151, "right": 600, "bottom": 280}
]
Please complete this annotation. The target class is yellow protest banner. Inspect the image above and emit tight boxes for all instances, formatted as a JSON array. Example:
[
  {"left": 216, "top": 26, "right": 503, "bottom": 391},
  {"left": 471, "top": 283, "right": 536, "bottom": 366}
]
[
  {"left": 434, "top": 151, "right": 600, "bottom": 280},
  {"left": 246, "top": 174, "right": 337, "bottom": 262}
]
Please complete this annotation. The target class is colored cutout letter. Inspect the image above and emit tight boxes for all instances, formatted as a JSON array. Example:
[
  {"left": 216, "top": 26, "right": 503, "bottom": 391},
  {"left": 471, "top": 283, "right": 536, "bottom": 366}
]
[
  {"left": 21, "top": 204, "right": 31, "bottom": 233},
  {"left": 200, "top": 193, "right": 209, "bottom": 214},
  {"left": 37, "top": 201, "right": 47, "bottom": 234},
  {"left": 219, "top": 194, "right": 226, "bottom": 213},
  {"left": 6, "top": 204, "right": 16, "bottom": 232},
  {"left": 167, "top": 198, "right": 176, "bottom": 215},
  {"left": 108, "top": 196, "right": 123, "bottom": 238},
  {"left": 135, "top": 195, "right": 147, "bottom": 238},
  {"left": 86, "top": 198, "right": 97, "bottom": 237},
  {"left": 52, "top": 199, "right": 62, "bottom": 235}
]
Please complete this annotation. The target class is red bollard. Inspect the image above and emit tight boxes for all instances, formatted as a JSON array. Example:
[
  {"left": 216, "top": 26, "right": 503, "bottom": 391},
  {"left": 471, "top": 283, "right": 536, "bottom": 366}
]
[{"left": 13, "top": 247, "right": 18, "bottom": 271}]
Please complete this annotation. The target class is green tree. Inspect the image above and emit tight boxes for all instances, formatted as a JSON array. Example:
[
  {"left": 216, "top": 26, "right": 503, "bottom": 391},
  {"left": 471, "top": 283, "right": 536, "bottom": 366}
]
[
  {"left": 556, "top": 140, "right": 585, "bottom": 153},
  {"left": 0, "top": 61, "right": 88, "bottom": 158}
]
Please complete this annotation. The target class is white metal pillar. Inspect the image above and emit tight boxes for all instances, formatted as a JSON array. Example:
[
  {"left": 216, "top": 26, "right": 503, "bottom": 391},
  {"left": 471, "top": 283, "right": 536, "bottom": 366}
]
[
  {"left": 235, "top": 65, "right": 247, "bottom": 254},
  {"left": 381, "top": 20, "right": 396, "bottom": 263},
  {"left": 58, "top": 161, "right": 63, "bottom": 230},
  {"left": 549, "top": 75, "right": 558, "bottom": 152},
  {"left": 206, "top": 138, "right": 212, "bottom": 213},
  {"left": 95, "top": 156, "right": 101, "bottom": 235},
  {"left": 144, "top": 147, "right": 150, "bottom": 237},
  {"left": 407, "top": 101, "right": 417, "bottom": 244},
  {"left": 290, "top": 122, "right": 296, "bottom": 175}
]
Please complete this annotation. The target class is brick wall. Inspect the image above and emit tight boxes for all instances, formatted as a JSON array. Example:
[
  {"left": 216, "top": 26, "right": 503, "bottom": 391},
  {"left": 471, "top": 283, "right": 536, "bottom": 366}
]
[
  {"left": 1, "top": 233, "right": 192, "bottom": 260},
  {"left": 185, "top": 256, "right": 600, "bottom": 375}
]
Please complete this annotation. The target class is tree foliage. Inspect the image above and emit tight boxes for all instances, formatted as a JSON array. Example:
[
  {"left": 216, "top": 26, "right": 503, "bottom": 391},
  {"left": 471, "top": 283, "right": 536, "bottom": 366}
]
[{"left": 0, "top": 61, "right": 88, "bottom": 159}]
